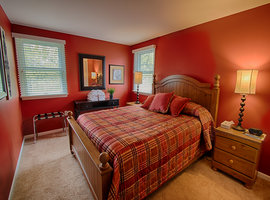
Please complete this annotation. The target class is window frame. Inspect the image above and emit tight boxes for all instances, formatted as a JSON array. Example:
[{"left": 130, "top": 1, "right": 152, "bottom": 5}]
[
  {"left": 13, "top": 33, "right": 68, "bottom": 100},
  {"left": 132, "top": 45, "right": 156, "bottom": 95}
]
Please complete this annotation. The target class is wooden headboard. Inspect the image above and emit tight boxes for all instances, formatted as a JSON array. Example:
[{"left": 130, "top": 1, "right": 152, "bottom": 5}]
[{"left": 153, "top": 74, "right": 220, "bottom": 125}]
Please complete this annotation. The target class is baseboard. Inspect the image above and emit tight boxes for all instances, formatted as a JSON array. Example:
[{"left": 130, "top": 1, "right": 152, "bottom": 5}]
[
  {"left": 24, "top": 128, "right": 66, "bottom": 139},
  {"left": 258, "top": 171, "right": 270, "bottom": 181},
  {"left": 8, "top": 137, "right": 25, "bottom": 200}
]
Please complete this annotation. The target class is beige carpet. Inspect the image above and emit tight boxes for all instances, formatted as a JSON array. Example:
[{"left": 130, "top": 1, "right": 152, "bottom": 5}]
[{"left": 10, "top": 132, "right": 270, "bottom": 200}]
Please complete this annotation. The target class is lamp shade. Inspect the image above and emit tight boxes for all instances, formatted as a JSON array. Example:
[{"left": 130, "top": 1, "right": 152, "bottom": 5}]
[
  {"left": 235, "top": 69, "right": 258, "bottom": 94},
  {"left": 134, "top": 71, "right": 142, "bottom": 84}
]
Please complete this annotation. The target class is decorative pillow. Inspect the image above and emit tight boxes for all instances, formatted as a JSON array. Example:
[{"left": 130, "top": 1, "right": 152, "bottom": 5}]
[
  {"left": 141, "top": 95, "right": 155, "bottom": 109},
  {"left": 148, "top": 92, "right": 174, "bottom": 113},
  {"left": 170, "top": 96, "right": 191, "bottom": 116}
]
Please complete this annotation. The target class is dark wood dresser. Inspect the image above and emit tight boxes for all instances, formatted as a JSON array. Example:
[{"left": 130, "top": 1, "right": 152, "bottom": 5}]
[
  {"left": 74, "top": 99, "right": 119, "bottom": 119},
  {"left": 212, "top": 127, "right": 266, "bottom": 188}
]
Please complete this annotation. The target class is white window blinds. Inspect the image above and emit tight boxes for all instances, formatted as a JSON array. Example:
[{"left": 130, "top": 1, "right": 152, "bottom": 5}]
[
  {"left": 133, "top": 45, "right": 155, "bottom": 94},
  {"left": 14, "top": 37, "right": 67, "bottom": 99}
]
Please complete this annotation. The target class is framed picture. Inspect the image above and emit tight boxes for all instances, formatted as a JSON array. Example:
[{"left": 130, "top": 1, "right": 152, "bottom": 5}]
[
  {"left": 109, "top": 64, "right": 124, "bottom": 84},
  {"left": 0, "top": 27, "right": 12, "bottom": 99}
]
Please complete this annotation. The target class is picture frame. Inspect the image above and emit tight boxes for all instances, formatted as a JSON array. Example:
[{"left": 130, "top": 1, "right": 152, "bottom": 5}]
[
  {"left": 0, "top": 27, "right": 12, "bottom": 99},
  {"left": 79, "top": 53, "right": 106, "bottom": 91},
  {"left": 109, "top": 64, "right": 124, "bottom": 84}
]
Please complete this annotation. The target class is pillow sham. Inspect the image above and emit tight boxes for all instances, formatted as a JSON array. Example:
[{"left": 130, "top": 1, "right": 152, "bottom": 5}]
[
  {"left": 170, "top": 96, "right": 190, "bottom": 116},
  {"left": 148, "top": 92, "right": 174, "bottom": 113},
  {"left": 141, "top": 95, "right": 155, "bottom": 109}
]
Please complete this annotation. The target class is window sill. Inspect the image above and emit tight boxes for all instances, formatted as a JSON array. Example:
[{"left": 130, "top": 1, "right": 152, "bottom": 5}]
[{"left": 21, "top": 94, "right": 68, "bottom": 100}]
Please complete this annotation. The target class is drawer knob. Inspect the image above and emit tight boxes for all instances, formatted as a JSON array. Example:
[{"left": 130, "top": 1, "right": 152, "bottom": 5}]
[
  {"left": 231, "top": 145, "right": 236, "bottom": 150},
  {"left": 229, "top": 159, "right": 234, "bottom": 164}
]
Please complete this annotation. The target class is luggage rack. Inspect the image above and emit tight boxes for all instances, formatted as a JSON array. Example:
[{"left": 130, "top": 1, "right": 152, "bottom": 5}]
[{"left": 33, "top": 111, "right": 67, "bottom": 143}]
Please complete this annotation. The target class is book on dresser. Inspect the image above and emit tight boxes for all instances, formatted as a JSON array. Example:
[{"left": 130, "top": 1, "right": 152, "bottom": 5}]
[{"left": 74, "top": 99, "right": 119, "bottom": 119}]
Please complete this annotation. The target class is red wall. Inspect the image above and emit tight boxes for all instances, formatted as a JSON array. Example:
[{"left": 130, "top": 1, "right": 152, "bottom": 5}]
[
  {"left": 1, "top": 6, "right": 269, "bottom": 200},
  {"left": 131, "top": 4, "right": 270, "bottom": 175},
  {"left": 11, "top": 25, "right": 132, "bottom": 135},
  {"left": 0, "top": 6, "right": 23, "bottom": 200}
]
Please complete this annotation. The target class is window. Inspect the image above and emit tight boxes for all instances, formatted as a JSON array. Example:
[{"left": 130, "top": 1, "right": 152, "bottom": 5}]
[
  {"left": 133, "top": 45, "right": 155, "bottom": 94},
  {"left": 14, "top": 34, "right": 67, "bottom": 100}
]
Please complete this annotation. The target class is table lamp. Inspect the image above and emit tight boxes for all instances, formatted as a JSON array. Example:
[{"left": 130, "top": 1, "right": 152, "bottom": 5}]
[
  {"left": 134, "top": 71, "right": 142, "bottom": 104},
  {"left": 232, "top": 69, "right": 258, "bottom": 131}
]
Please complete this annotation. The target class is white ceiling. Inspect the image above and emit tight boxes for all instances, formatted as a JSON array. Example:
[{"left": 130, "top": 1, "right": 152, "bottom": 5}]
[{"left": 1, "top": 0, "right": 270, "bottom": 45}]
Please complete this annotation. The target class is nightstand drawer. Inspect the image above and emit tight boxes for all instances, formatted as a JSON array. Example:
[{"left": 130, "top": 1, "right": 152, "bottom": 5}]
[
  {"left": 214, "top": 148, "right": 256, "bottom": 178},
  {"left": 215, "top": 136, "right": 258, "bottom": 163}
]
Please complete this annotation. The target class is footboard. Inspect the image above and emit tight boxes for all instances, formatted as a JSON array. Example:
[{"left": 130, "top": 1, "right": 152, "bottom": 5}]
[{"left": 67, "top": 112, "right": 113, "bottom": 200}]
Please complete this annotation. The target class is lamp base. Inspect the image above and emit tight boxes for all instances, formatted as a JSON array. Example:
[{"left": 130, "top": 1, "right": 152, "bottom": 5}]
[
  {"left": 232, "top": 125, "right": 245, "bottom": 132},
  {"left": 136, "top": 84, "right": 140, "bottom": 104},
  {"left": 233, "top": 94, "right": 246, "bottom": 132}
]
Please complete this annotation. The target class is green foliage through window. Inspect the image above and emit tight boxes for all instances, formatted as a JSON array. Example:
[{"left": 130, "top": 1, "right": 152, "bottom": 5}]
[
  {"left": 133, "top": 47, "right": 155, "bottom": 94},
  {"left": 15, "top": 38, "right": 67, "bottom": 98}
]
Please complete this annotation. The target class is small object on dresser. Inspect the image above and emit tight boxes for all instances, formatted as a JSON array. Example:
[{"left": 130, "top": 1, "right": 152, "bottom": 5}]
[
  {"left": 220, "top": 120, "right": 235, "bottom": 129},
  {"left": 248, "top": 128, "right": 263, "bottom": 136},
  {"left": 107, "top": 88, "right": 115, "bottom": 100},
  {"left": 87, "top": 90, "right": 105, "bottom": 101},
  {"left": 244, "top": 131, "right": 266, "bottom": 140}
]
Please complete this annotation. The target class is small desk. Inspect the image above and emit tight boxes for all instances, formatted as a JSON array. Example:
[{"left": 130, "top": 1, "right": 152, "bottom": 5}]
[{"left": 74, "top": 99, "right": 119, "bottom": 119}]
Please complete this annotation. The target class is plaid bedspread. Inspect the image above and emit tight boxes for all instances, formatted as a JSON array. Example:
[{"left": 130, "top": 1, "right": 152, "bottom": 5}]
[{"left": 77, "top": 103, "right": 214, "bottom": 200}]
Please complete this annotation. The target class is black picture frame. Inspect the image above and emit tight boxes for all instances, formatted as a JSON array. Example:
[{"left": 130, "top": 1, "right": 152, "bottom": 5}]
[
  {"left": 0, "top": 27, "right": 11, "bottom": 99},
  {"left": 109, "top": 64, "right": 124, "bottom": 85},
  {"left": 79, "top": 53, "right": 106, "bottom": 91},
  {"left": 0, "top": 38, "right": 7, "bottom": 100}
]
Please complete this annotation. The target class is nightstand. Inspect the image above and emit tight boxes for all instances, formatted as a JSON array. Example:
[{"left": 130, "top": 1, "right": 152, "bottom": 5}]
[
  {"left": 212, "top": 127, "right": 266, "bottom": 188},
  {"left": 126, "top": 101, "right": 143, "bottom": 106}
]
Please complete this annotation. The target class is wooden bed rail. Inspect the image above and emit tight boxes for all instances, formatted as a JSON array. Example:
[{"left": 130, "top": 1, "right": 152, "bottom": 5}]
[{"left": 67, "top": 112, "right": 112, "bottom": 200}]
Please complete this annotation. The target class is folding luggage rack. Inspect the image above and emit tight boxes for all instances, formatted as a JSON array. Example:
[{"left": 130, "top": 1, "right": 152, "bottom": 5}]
[{"left": 33, "top": 111, "right": 67, "bottom": 142}]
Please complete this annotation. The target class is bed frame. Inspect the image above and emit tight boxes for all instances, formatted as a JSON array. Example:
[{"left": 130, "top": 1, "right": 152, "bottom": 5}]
[{"left": 67, "top": 74, "right": 220, "bottom": 200}]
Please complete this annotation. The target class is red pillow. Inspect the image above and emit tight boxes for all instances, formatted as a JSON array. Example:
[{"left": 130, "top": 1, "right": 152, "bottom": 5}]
[
  {"left": 141, "top": 95, "right": 155, "bottom": 109},
  {"left": 170, "top": 96, "right": 190, "bottom": 117},
  {"left": 148, "top": 92, "right": 174, "bottom": 113}
]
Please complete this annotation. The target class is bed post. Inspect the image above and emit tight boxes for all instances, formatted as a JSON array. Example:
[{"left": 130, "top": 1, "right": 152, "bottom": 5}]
[
  {"left": 152, "top": 74, "right": 156, "bottom": 94},
  {"left": 67, "top": 111, "right": 74, "bottom": 155},
  {"left": 212, "top": 74, "right": 220, "bottom": 127},
  {"left": 99, "top": 152, "right": 110, "bottom": 169}
]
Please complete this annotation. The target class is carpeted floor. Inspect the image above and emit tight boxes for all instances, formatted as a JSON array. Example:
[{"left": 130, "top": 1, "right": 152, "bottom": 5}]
[{"left": 10, "top": 132, "right": 270, "bottom": 200}]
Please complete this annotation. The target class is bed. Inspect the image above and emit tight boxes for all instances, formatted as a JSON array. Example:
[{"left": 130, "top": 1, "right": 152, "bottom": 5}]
[{"left": 67, "top": 74, "right": 220, "bottom": 200}]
